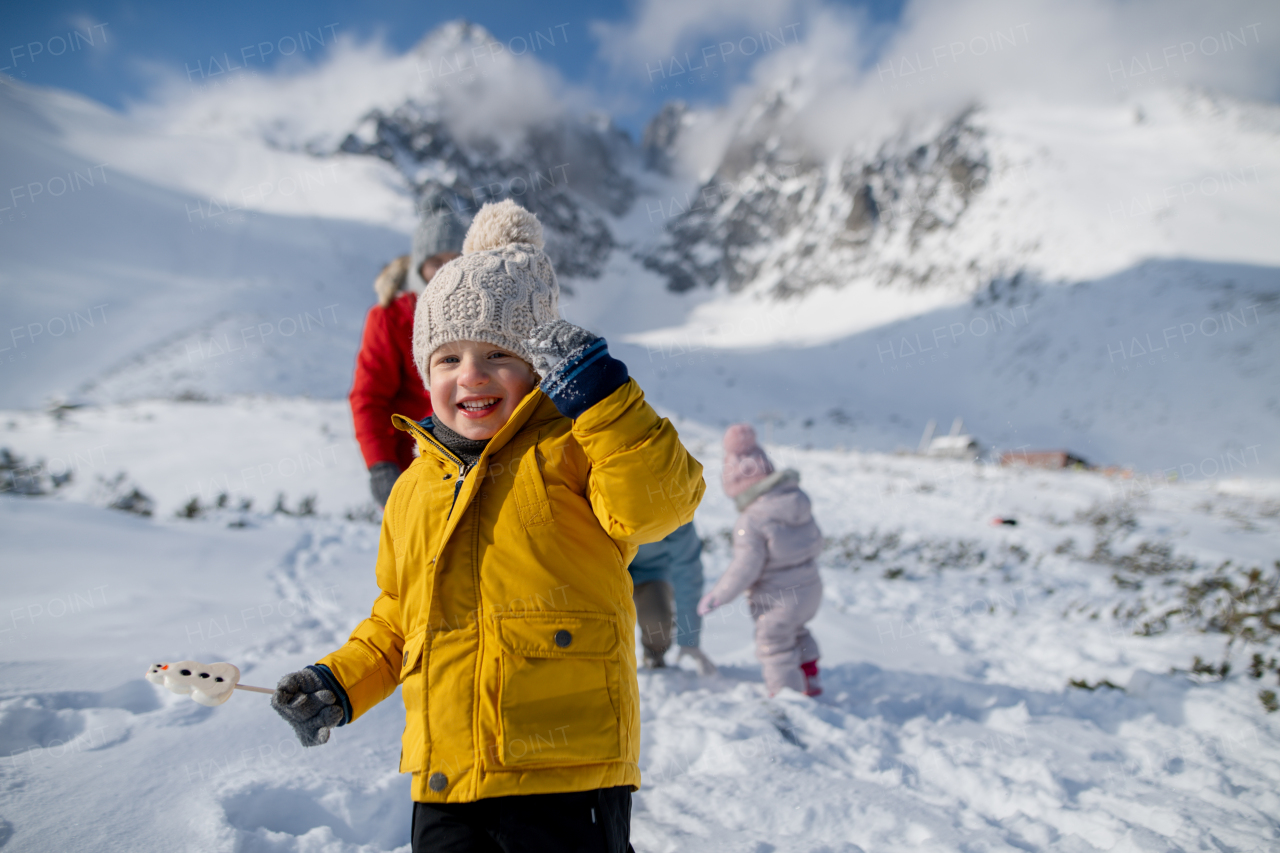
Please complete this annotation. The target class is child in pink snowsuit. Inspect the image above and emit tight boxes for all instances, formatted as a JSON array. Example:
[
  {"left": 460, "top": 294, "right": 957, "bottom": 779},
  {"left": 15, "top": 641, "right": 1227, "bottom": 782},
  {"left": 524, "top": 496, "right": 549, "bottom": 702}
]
[{"left": 698, "top": 424, "right": 824, "bottom": 697}]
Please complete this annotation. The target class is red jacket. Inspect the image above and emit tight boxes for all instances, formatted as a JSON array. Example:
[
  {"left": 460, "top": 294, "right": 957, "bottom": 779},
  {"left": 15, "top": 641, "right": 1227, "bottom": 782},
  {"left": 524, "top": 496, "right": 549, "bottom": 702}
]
[{"left": 350, "top": 292, "right": 432, "bottom": 471}]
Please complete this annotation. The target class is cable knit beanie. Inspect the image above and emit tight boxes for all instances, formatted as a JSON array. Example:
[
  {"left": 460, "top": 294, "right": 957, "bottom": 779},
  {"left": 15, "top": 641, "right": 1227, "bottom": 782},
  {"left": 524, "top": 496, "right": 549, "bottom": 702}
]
[
  {"left": 722, "top": 423, "right": 775, "bottom": 498},
  {"left": 412, "top": 199, "right": 559, "bottom": 387}
]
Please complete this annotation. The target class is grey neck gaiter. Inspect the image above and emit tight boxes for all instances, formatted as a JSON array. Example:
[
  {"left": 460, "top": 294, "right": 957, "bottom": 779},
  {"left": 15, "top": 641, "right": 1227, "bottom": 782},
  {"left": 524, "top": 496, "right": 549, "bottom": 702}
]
[{"left": 430, "top": 417, "right": 490, "bottom": 469}]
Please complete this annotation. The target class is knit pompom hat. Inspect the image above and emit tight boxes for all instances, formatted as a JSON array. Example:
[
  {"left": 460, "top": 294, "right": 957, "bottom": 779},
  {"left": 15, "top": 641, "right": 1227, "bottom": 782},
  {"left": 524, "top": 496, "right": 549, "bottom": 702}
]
[
  {"left": 412, "top": 199, "right": 559, "bottom": 387},
  {"left": 722, "top": 423, "right": 775, "bottom": 498}
]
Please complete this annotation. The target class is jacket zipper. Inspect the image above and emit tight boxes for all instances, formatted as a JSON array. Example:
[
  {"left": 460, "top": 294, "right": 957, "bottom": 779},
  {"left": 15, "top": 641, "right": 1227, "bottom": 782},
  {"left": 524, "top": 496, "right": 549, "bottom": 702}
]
[
  {"left": 411, "top": 422, "right": 473, "bottom": 519},
  {"left": 449, "top": 466, "right": 469, "bottom": 517},
  {"left": 417, "top": 422, "right": 486, "bottom": 788}
]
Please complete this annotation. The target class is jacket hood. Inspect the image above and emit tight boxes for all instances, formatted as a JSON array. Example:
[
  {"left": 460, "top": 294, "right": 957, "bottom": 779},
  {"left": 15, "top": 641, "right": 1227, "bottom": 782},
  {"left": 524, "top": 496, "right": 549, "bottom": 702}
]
[
  {"left": 760, "top": 484, "right": 814, "bottom": 527},
  {"left": 734, "top": 468, "right": 800, "bottom": 512},
  {"left": 739, "top": 469, "right": 813, "bottom": 526}
]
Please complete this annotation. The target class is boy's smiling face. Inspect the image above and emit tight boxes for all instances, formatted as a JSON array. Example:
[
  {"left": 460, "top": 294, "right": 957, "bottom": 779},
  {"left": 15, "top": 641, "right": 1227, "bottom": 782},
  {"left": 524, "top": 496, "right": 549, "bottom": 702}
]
[{"left": 429, "top": 340, "right": 539, "bottom": 441}]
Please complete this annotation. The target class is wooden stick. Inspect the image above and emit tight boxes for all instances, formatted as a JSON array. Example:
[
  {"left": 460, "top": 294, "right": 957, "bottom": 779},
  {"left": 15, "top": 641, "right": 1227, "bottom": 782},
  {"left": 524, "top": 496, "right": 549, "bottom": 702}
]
[{"left": 234, "top": 683, "right": 275, "bottom": 695}]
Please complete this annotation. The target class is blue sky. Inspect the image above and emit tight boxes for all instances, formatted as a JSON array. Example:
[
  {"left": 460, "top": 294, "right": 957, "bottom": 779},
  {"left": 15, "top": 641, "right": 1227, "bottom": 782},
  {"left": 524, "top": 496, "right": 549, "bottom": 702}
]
[{"left": 1, "top": 0, "right": 905, "bottom": 136}]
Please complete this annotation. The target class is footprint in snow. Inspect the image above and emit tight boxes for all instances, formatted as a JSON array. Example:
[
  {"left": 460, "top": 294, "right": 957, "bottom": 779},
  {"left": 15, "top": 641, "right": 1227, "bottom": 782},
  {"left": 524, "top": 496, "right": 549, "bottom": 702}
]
[
  {"left": 220, "top": 778, "right": 411, "bottom": 849},
  {"left": 0, "top": 680, "right": 159, "bottom": 758}
]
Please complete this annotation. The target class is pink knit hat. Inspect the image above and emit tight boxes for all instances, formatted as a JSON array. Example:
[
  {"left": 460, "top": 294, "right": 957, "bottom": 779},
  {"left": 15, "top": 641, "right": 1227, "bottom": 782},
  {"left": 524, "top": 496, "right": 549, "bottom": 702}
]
[{"left": 722, "top": 423, "right": 774, "bottom": 498}]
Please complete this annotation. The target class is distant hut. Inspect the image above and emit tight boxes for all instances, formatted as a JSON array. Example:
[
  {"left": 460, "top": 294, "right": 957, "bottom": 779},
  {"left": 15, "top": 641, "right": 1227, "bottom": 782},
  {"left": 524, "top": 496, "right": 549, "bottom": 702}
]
[
  {"left": 919, "top": 417, "right": 981, "bottom": 461},
  {"left": 1000, "top": 450, "right": 1089, "bottom": 470}
]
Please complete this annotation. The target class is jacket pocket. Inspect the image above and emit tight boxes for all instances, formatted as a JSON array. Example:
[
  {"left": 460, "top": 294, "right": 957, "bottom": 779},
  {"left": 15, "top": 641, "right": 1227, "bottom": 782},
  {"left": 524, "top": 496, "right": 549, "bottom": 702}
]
[
  {"left": 398, "top": 630, "right": 427, "bottom": 773},
  {"left": 494, "top": 612, "right": 621, "bottom": 767}
]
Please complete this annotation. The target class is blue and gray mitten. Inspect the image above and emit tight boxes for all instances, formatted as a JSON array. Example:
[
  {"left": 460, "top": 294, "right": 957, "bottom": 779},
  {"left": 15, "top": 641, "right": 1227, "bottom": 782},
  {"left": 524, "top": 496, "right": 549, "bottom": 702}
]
[{"left": 526, "top": 321, "right": 629, "bottom": 419}]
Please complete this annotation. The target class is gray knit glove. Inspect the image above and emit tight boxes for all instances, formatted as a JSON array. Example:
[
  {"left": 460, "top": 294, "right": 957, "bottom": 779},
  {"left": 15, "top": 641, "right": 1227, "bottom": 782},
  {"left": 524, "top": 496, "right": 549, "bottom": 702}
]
[
  {"left": 272, "top": 669, "right": 343, "bottom": 747},
  {"left": 525, "top": 320, "right": 599, "bottom": 378},
  {"left": 369, "top": 462, "right": 401, "bottom": 507}
]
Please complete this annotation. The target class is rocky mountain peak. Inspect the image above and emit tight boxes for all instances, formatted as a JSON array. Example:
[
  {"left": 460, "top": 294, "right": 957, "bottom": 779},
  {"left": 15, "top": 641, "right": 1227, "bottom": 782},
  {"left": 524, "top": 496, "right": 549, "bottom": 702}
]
[
  {"left": 335, "top": 28, "right": 639, "bottom": 280},
  {"left": 641, "top": 100, "right": 690, "bottom": 174},
  {"left": 639, "top": 86, "right": 997, "bottom": 297}
]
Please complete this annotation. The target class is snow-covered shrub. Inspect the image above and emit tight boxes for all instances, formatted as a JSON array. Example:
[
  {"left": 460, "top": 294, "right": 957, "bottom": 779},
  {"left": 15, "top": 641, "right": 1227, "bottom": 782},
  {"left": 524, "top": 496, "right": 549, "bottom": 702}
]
[
  {"left": 0, "top": 447, "right": 73, "bottom": 495},
  {"left": 820, "top": 529, "right": 1029, "bottom": 578},
  {"left": 92, "top": 472, "right": 155, "bottom": 517}
]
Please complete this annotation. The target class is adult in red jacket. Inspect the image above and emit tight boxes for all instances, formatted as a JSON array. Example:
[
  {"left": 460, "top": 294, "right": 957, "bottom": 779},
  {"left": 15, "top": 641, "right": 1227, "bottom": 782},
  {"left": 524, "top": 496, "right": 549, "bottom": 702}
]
[{"left": 351, "top": 197, "right": 466, "bottom": 505}]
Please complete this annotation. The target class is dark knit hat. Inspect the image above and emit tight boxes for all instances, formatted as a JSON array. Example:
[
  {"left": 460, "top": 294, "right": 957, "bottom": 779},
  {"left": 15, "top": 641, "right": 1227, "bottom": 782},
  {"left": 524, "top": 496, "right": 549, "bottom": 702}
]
[{"left": 409, "top": 185, "right": 469, "bottom": 293}]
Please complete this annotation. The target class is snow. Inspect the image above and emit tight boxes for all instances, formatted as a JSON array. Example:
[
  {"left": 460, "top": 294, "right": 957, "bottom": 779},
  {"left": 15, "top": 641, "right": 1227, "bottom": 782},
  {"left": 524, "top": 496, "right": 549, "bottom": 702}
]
[
  {"left": 3, "top": 405, "right": 1279, "bottom": 851},
  {"left": 618, "top": 257, "right": 1279, "bottom": 478},
  {"left": 3, "top": 11, "right": 1280, "bottom": 851},
  {"left": 630, "top": 90, "right": 1280, "bottom": 350},
  {"left": 0, "top": 398, "right": 369, "bottom": 519},
  {"left": 0, "top": 79, "right": 409, "bottom": 411}
]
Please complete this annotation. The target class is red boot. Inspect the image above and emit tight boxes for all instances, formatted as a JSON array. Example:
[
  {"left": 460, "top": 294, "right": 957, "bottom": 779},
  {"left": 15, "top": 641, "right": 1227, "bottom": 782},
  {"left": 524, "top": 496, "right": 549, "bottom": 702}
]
[{"left": 800, "top": 660, "right": 822, "bottom": 697}]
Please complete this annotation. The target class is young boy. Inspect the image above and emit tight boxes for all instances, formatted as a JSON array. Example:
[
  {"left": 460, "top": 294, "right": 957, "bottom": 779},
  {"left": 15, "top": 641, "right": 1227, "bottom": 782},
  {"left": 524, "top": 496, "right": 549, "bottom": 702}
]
[{"left": 272, "top": 200, "right": 705, "bottom": 852}]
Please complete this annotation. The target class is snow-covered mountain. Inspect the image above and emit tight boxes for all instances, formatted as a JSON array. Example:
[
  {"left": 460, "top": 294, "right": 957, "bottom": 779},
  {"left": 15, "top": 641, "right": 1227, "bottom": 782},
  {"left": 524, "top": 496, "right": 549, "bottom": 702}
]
[
  {"left": 327, "top": 23, "right": 638, "bottom": 280},
  {"left": 1, "top": 19, "right": 1278, "bottom": 474},
  {"left": 333, "top": 89, "right": 636, "bottom": 281},
  {"left": 641, "top": 101, "right": 995, "bottom": 296},
  {"left": 637, "top": 83, "right": 1280, "bottom": 313}
]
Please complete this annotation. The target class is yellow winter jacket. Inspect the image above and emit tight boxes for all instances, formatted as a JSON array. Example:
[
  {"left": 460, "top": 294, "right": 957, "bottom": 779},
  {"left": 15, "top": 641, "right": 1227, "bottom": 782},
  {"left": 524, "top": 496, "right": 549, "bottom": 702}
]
[{"left": 318, "top": 378, "right": 704, "bottom": 803}]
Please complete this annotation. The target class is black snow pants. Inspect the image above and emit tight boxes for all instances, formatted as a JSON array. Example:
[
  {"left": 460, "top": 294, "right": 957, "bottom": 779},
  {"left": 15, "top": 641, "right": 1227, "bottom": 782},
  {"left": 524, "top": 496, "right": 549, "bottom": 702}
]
[{"left": 411, "top": 786, "right": 634, "bottom": 853}]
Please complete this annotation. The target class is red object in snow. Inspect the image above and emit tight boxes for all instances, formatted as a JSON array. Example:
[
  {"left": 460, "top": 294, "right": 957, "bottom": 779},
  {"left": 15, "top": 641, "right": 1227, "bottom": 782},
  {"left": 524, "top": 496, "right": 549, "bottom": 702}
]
[
  {"left": 349, "top": 291, "right": 432, "bottom": 471},
  {"left": 990, "top": 517, "right": 1019, "bottom": 526},
  {"left": 801, "top": 660, "right": 822, "bottom": 697}
]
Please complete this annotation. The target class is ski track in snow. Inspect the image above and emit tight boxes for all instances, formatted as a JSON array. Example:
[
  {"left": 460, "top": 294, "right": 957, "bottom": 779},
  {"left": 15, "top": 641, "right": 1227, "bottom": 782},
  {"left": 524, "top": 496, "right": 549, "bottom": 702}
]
[{"left": 2, "top": 412, "right": 1279, "bottom": 852}]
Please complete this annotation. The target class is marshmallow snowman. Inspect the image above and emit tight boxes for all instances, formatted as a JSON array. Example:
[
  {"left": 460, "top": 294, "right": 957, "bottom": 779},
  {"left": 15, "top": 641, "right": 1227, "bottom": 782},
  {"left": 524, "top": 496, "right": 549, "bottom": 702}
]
[{"left": 146, "top": 661, "right": 242, "bottom": 706}]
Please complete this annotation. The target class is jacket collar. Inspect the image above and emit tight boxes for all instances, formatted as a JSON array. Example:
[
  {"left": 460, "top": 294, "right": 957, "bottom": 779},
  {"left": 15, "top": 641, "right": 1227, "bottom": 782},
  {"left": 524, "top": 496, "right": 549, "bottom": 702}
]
[
  {"left": 392, "top": 387, "right": 562, "bottom": 470},
  {"left": 734, "top": 468, "right": 800, "bottom": 512}
]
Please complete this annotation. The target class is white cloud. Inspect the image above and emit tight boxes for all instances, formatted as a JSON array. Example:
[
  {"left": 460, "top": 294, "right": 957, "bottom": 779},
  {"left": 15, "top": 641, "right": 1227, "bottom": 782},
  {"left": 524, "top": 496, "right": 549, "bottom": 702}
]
[
  {"left": 591, "top": 0, "right": 810, "bottom": 78},
  {"left": 122, "top": 3, "right": 1280, "bottom": 170},
  {"left": 646, "top": 0, "right": 1280, "bottom": 168},
  {"left": 128, "top": 23, "right": 582, "bottom": 155}
]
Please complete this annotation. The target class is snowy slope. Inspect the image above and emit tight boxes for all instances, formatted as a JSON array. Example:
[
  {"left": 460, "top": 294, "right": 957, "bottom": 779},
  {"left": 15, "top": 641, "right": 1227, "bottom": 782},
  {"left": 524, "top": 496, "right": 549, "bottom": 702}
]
[
  {"left": 2, "top": 403, "right": 1279, "bottom": 852},
  {"left": 617, "top": 257, "right": 1280, "bottom": 476},
  {"left": 0, "top": 78, "right": 412, "bottom": 409},
  {"left": 3, "top": 32, "right": 1279, "bottom": 472}
]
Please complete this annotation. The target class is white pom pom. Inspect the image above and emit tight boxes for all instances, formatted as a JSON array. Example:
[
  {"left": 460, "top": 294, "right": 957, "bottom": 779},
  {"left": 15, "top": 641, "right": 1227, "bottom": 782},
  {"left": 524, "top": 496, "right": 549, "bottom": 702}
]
[{"left": 463, "top": 199, "right": 544, "bottom": 253}]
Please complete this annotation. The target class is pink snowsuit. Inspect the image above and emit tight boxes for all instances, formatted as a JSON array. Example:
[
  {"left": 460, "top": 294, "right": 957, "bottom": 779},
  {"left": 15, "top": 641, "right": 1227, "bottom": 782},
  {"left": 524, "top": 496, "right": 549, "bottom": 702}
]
[{"left": 709, "top": 468, "right": 824, "bottom": 695}]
